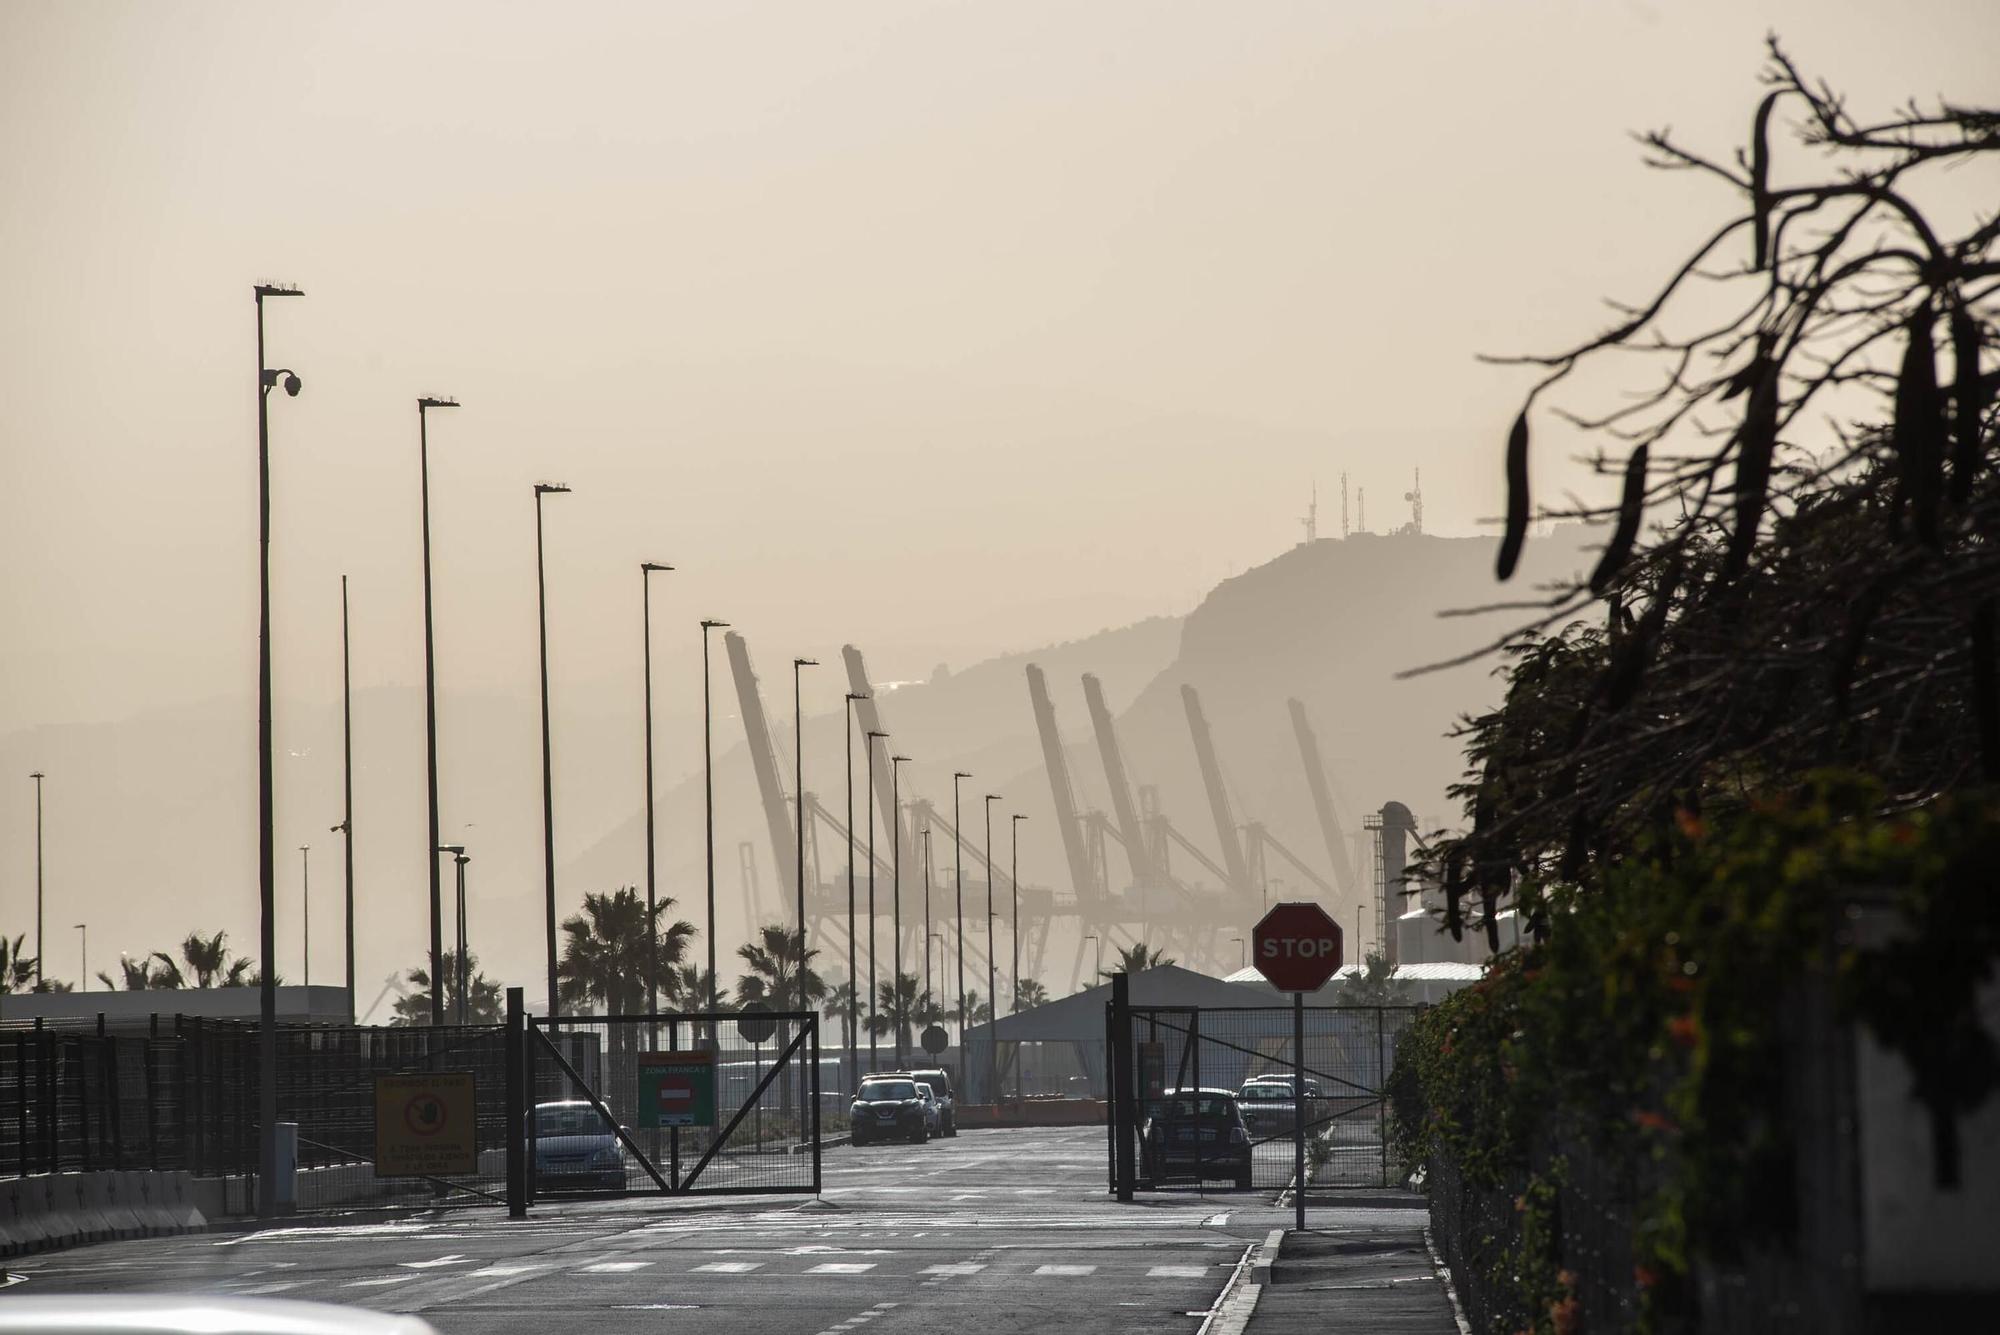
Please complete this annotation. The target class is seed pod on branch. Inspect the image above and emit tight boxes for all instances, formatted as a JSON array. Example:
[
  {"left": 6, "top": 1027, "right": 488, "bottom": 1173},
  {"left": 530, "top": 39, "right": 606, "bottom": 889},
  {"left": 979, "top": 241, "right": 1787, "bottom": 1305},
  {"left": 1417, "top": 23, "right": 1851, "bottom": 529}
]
[
  {"left": 1725, "top": 359, "right": 1779, "bottom": 577},
  {"left": 1893, "top": 306, "right": 1945, "bottom": 544},
  {"left": 1601, "top": 556, "right": 1682, "bottom": 712},
  {"left": 1589, "top": 445, "right": 1650, "bottom": 595},
  {"left": 1497, "top": 410, "right": 1531, "bottom": 580},
  {"left": 1949, "top": 306, "right": 1984, "bottom": 506},
  {"left": 1750, "top": 91, "right": 1780, "bottom": 272}
]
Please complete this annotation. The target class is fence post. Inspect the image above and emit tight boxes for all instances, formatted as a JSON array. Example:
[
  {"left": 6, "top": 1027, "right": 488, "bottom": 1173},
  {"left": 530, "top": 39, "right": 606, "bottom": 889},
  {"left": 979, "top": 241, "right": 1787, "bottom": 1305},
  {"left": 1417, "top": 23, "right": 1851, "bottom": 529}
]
[
  {"left": 1293, "top": 992, "right": 1306, "bottom": 1231},
  {"left": 1110, "top": 972, "right": 1135, "bottom": 1203},
  {"left": 505, "top": 988, "right": 526, "bottom": 1218},
  {"left": 809, "top": 1016, "right": 822, "bottom": 1196},
  {"left": 15, "top": 1033, "right": 26, "bottom": 1177},
  {"left": 1376, "top": 1006, "right": 1388, "bottom": 1188}
]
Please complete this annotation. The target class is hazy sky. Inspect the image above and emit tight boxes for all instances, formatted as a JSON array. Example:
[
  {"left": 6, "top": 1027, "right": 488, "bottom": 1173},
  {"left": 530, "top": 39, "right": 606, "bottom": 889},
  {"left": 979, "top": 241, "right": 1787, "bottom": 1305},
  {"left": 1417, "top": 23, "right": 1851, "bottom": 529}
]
[{"left": 3, "top": 1, "right": 1994, "bottom": 990}]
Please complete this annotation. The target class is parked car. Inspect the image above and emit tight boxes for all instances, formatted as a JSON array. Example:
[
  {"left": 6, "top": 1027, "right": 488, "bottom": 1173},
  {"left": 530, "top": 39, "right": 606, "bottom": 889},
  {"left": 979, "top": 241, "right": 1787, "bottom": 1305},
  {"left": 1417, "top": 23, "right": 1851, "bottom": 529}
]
[
  {"left": 850, "top": 1076, "right": 931, "bottom": 1145},
  {"left": 1237, "top": 1074, "right": 1323, "bottom": 1137},
  {"left": 1141, "top": 1087, "right": 1253, "bottom": 1190},
  {"left": 904, "top": 1068, "right": 957, "bottom": 1136},
  {"left": 529, "top": 1100, "right": 626, "bottom": 1192},
  {"left": 913, "top": 1083, "right": 944, "bottom": 1137}
]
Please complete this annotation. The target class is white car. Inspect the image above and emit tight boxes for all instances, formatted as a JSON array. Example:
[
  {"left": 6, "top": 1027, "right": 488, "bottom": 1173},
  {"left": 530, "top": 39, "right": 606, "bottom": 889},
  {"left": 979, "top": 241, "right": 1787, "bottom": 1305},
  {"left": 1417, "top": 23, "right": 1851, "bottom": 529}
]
[
  {"left": 0, "top": 1297, "right": 437, "bottom": 1334},
  {"left": 913, "top": 1083, "right": 944, "bottom": 1137}
]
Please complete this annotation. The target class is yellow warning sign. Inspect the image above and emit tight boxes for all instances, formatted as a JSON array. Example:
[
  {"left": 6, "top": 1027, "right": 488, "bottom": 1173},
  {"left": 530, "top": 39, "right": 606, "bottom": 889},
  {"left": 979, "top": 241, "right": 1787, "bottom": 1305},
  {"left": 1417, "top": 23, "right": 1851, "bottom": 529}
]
[{"left": 374, "top": 1072, "right": 477, "bottom": 1178}]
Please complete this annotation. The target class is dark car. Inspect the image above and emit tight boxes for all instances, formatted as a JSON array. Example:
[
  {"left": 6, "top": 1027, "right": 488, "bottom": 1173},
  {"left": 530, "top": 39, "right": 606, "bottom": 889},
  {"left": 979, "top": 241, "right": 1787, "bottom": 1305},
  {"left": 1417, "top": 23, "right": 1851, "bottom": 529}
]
[
  {"left": 1140, "top": 1087, "right": 1253, "bottom": 1189},
  {"left": 850, "top": 1076, "right": 931, "bottom": 1145},
  {"left": 529, "top": 1100, "right": 626, "bottom": 1192}
]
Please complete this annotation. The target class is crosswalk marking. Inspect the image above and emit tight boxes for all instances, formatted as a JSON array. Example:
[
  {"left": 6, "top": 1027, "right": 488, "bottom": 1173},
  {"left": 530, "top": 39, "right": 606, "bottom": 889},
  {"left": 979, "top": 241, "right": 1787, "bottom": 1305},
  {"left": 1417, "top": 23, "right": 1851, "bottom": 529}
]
[
  {"left": 921, "top": 1263, "right": 987, "bottom": 1275},
  {"left": 1149, "top": 1265, "right": 1211, "bottom": 1278},
  {"left": 582, "top": 1261, "right": 653, "bottom": 1273},
  {"left": 1034, "top": 1264, "right": 1097, "bottom": 1276},
  {"left": 807, "top": 1262, "right": 877, "bottom": 1274},
  {"left": 694, "top": 1262, "right": 763, "bottom": 1273}
]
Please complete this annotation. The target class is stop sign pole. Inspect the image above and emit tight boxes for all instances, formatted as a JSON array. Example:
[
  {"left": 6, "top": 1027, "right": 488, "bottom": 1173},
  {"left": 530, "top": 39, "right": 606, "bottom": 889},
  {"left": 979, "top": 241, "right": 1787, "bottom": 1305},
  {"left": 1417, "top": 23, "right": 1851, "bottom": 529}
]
[{"left": 1251, "top": 902, "right": 1344, "bottom": 1232}]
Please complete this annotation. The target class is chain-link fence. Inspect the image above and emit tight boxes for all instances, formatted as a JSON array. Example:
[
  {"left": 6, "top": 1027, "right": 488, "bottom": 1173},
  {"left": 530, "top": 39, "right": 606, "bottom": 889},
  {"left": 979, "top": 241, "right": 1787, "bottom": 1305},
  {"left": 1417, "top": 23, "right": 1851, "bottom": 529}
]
[
  {"left": 1112, "top": 1004, "right": 1420, "bottom": 1192},
  {"left": 528, "top": 1011, "right": 821, "bottom": 1197}
]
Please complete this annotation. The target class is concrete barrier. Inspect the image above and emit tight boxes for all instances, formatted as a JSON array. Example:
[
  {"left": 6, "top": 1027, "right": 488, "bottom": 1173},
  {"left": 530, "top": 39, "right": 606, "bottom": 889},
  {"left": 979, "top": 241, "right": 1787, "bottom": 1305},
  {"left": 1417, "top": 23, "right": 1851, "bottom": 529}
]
[
  {"left": 0, "top": 1171, "right": 208, "bottom": 1257},
  {"left": 955, "top": 1099, "right": 1106, "bottom": 1128}
]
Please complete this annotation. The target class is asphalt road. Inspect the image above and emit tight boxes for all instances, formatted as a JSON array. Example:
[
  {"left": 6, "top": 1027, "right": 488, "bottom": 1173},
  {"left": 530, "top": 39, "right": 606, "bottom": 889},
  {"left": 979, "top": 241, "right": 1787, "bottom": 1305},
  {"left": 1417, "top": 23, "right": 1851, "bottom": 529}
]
[{"left": 6, "top": 1127, "right": 1301, "bottom": 1335}]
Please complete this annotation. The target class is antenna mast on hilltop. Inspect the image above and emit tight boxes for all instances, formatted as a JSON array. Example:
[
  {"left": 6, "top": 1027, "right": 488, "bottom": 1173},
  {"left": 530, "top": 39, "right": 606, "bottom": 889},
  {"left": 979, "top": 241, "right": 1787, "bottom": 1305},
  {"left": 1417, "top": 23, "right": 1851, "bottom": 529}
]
[
  {"left": 1301, "top": 480, "right": 1318, "bottom": 545},
  {"left": 1357, "top": 487, "right": 1366, "bottom": 534},
  {"left": 1403, "top": 468, "right": 1423, "bottom": 535},
  {"left": 1340, "top": 473, "right": 1350, "bottom": 539}
]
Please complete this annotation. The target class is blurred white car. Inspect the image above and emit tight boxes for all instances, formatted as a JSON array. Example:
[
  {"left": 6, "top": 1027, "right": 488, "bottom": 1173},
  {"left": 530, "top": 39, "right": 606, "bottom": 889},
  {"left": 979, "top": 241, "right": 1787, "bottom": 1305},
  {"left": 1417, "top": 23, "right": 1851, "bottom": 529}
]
[{"left": 0, "top": 1297, "right": 437, "bottom": 1334}]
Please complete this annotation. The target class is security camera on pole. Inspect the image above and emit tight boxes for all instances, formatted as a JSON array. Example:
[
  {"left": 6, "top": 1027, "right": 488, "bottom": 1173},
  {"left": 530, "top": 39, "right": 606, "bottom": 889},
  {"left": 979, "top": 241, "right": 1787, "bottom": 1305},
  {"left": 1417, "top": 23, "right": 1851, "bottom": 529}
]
[{"left": 1250, "top": 901, "right": 1343, "bottom": 1232}]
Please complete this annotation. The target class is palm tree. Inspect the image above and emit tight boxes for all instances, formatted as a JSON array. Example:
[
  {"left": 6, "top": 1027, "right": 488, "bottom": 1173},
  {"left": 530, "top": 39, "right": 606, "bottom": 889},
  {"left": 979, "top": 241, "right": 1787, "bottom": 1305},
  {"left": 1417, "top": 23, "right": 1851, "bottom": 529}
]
[
  {"left": 1100, "top": 942, "right": 1174, "bottom": 980},
  {"left": 163, "top": 930, "right": 254, "bottom": 988},
  {"left": 556, "top": 887, "right": 697, "bottom": 1016},
  {"left": 98, "top": 955, "right": 173, "bottom": 990},
  {"left": 736, "top": 925, "right": 827, "bottom": 1114},
  {"left": 663, "top": 964, "right": 726, "bottom": 1013},
  {"left": 959, "top": 988, "right": 994, "bottom": 1026},
  {"left": 0, "top": 935, "right": 38, "bottom": 994},
  {"left": 827, "top": 979, "right": 860, "bottom": 1052},
  {"left": 391, "top": 950, "right": 503, "bottom": 1026},
  {"left": 1013, "top": 977, "right": 1050, "bottom": 1012},
  {"left": 868, "top": 972, "right": 943, "bottom": 1049}
]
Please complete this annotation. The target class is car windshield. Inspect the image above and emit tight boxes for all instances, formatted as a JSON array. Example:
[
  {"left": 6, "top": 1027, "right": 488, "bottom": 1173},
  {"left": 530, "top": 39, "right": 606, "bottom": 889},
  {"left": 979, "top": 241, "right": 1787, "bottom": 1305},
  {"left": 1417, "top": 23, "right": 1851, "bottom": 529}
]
[
  {"left": 533, "top": 1105, "right": 606, "bottom": 1136},
  {"left": 858, "top": 1080, "right": 917, "bottom": 1101},
  {"left": 1158, "top": 1095, "right": 1235, "bottom": 1120}
]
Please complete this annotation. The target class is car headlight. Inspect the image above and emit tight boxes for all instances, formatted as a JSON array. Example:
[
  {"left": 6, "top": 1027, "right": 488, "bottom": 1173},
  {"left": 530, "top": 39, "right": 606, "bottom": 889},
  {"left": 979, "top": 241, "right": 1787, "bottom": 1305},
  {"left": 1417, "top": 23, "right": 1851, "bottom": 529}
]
[{"left": 590, "top": 1147, "right": 621, "bottom": 1168}]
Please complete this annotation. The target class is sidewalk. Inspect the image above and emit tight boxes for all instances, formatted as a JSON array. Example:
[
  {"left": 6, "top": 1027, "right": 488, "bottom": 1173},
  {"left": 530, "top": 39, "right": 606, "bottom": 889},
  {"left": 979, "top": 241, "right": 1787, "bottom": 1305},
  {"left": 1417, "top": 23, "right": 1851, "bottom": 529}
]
[{"left": 1242, "top": 1220, "right": 1465, "bottom": 1335}]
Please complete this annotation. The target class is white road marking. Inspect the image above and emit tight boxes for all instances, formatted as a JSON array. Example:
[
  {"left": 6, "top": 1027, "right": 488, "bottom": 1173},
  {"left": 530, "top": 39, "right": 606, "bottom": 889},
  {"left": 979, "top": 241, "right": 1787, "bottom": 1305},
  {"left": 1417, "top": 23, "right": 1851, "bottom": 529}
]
[
  {"left": 1201, "top": 1213, "right": 1231, "bottom": 1226},
  {"left": 466, "top": 1264, "right": 543, "bottom": 1277},
  {"left": 345, "top": 1276, "right": 416, "bottom": 1288},
  {"left": 1034, "top": 1264, "right": 1097, "bottom": 1276},
  {"left": 218, "top": 1223, "right": 434, "bottom": 1246},
  {"left": 807, "top": 1262, "right": 878, "bottom": 1274},
  {"left": 1150, "top": 1265, "right": 1212, "bottom": 1278},
  {"left": 581, "top": 1260, "right": 652, "bottom": 1273},
  {"left": 613, "top": 1305, "right": 700, "bottom": 1311},
  {"left": 921, "top": 1263, "right": 987, "bottom": 1275},
  {"left": 694, "top": 1262, "right": 763, "bottom": 1273},
  {"left": 398, "top": 1254, "right": 468, "bottom": 1269},
  {"left": 226, "top": 1282, "right": 301, "bottom": 1295}
]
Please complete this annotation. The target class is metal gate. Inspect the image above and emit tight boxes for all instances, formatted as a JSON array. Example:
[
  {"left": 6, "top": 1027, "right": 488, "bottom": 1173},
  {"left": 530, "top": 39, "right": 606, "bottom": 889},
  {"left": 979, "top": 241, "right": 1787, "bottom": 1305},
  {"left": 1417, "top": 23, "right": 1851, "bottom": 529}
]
[
  {"left": 1105, "top": 984, "right": 1418, "bottom": 1194},
  {"left": 508, "top": 996, "right": 821, "bottom": 1210}
]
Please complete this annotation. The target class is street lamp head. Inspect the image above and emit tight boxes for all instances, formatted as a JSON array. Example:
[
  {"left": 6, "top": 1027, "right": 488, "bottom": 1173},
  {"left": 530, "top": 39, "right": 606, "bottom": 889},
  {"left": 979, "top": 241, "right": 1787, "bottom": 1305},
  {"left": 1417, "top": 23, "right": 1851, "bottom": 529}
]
[
  {"left": 642, "top": 562, "right": 673, "bottom": 573},
  {"left": 330, "top": 821, "right": 347, "bottom": 834},
  {"left": 866, "top": 730, "right": 888, "bottom": 741},
  {"left": 892, "top": 755, "right": 911, "bottom": 766},
  {"left": 416, "top": 396, "right": 459, "bottom": 410},
  {"left": 701, "top": 619, "right": 730, "bottom": 630},
  {"left": 986, "top": 794, "right": 1001, "bottom": 804},
  {"left": 954, "top": 771, "right": 971, "bottom": 781},
  {"left": 534, "top": 482, "right": 571, "bottom": 495},
  {"left": 1013, "top": 814, "right": 1028, "bottom": 823},
  {"left": 794, "top": 657, "right": 818, "bottom": 669},
  {"left": 846, "top": 692, "right": 868, "bottom": 703},
  {"left": 254, "top": 284, "right": 304, "bottom": 298},
  {"left": 436, "top": 844, "right": 465, "bottom": 856}
]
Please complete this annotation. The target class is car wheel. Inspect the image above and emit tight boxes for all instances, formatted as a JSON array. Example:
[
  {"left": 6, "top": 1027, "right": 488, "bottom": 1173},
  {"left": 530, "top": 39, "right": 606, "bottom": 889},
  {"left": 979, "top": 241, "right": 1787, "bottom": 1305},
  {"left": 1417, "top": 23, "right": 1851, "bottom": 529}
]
[{"left": 913, "top": 1126, "right": 927, "bottom": 1144}]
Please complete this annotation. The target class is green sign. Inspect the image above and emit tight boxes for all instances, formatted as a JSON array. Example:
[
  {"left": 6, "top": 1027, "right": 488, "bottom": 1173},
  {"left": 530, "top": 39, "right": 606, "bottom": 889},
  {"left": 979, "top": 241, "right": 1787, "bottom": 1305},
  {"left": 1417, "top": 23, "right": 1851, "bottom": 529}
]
[{"left": 637, "top": 1051, "right": 715, "bottom": 1129}]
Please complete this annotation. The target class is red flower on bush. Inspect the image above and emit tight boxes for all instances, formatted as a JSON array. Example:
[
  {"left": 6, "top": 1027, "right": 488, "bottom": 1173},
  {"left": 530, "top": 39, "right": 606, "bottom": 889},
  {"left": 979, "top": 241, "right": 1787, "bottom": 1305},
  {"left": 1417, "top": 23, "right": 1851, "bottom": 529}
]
[
  {"left": 1667, "top": 1013, "right": 1701, "bottom": 1048},
  {"left": 1635, "top": 1264, "right": 1660, "bottom": 1289},
  {"left": 1631, "top": 1108, "right": 1677, "bottom": 1134}
]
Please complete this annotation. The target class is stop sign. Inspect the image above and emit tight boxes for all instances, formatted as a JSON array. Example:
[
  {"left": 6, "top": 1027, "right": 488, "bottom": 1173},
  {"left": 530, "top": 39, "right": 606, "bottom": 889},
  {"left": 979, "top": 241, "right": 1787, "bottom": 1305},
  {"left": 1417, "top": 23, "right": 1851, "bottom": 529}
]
[{"left": 1251, "top": 901, "right": 1345, "bottom": 992}]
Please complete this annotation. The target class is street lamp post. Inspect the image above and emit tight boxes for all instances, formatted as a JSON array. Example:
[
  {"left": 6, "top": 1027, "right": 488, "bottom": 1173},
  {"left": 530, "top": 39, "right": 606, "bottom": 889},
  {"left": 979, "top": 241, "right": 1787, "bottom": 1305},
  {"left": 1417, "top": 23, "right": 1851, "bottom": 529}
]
[
  {"left": 533, "top": 482, "right": 571, "bottom": 1016},
  {"left": 952, "top": 772, "right": 970, "bottom": 1048},
  {"left": 843, "top": 692, "right": 866, "bottom": 1092},
  {"left": 336, "top": 576, "right": 354, "bottom": 1022},
  {"left": 29, "top": 772, "right": 44, "bottom": 987},
  {"left": 1012, "top": 813, "right": 1027, "bottom": 1101},
  {"left": 984, "top": 795, "right": 1000, "bottom": 1106},
  {"left": 298, "top": 845, "right": 310, "bottom": 986},
  {"left": 415, "top": 394, "right": 458, "bottom": 1030},
  {"left": 790, "top": 658, "right": 817, "bottom": 1017},
  {"left": 1233, "top": 936, "right": 1246, "bottom": 971},
  {"left": 640, "top": 562, "right": 673, "bottom": 1018},
  {"left": 456, "top": 851, "right": 471, "bottom": 1024},
  {"left": 701, "top": 620, "right": 730, "bottom": 1019},
  {"left": 1085, "top": 933, "right": 1103, "bottom": 982},
  {"left": 921, "top": 826, "right": 934, "bottom": 1001},
  {"left": 864, "top": 731, "right": 887, "bottom": 1072},
  {"left": 435, "top": 845, "right": 468, "bottom": 1021},
  {"left": 74, "top": 924, "right": 85, "bottom": 992},
  {"left": 256, "top": 282, "right": 304, "bottom": 1218},
  {"left": 891, "top": 756, "right": 910, "bottom": 1063}
]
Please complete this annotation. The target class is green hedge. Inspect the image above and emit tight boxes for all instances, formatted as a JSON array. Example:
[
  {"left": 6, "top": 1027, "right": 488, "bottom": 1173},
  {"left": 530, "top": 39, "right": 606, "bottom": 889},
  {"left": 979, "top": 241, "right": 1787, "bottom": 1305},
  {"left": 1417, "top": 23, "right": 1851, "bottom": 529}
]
[{"left": 1390, "top": 772, "right": 2000, "bottom": 1333}]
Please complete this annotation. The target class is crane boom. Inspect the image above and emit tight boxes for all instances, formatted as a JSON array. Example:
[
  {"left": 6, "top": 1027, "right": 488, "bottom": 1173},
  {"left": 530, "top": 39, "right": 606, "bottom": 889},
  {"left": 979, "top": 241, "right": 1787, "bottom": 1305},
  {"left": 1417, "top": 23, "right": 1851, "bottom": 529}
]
[
  {"left": 1081, "top": 673, "right": 1156, "bottom": 887},
  {"left": 1026, "top": 663, "right": 1099, "bottom": 907},
  {"left": 841, "top": 646, "right": 913, "bottom": 853},
  {"left": 1181, "top": 684, "right": 1251, "bottom": 894},
  {"left": 726, "top": 631, "right": 799, "bottom": 906},
  {"left": 1289, "top": 697, "right": 1358, "bottom": 897}
]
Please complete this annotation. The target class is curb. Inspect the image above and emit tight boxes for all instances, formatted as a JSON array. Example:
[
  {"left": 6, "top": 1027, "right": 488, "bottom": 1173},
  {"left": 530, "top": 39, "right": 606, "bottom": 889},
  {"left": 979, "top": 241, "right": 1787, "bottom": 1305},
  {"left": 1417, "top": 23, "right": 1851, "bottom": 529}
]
[
  {"left": 1197, "top": 1228, "right": 1283, "bottom": 1335},
  {"left": 1423, "top": 1225, "right": 1474, "bottom": 1335}
]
